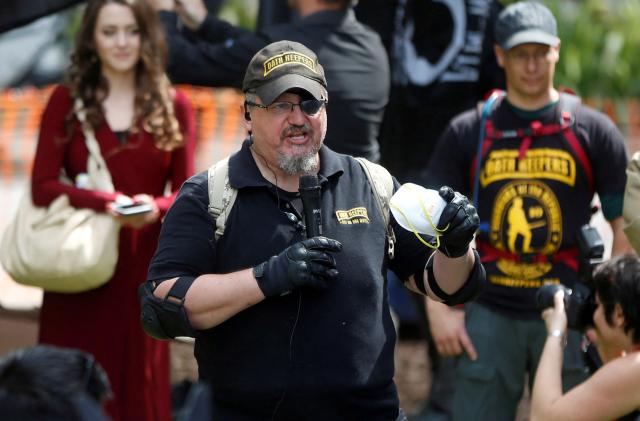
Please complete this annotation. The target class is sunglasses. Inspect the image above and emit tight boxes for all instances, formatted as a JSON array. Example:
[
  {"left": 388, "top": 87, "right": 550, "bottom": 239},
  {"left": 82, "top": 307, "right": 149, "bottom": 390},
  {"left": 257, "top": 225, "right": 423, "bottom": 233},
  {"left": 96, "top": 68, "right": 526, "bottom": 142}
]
[{"left": 246, "top": 99, "right": 327, "bottom": 116}]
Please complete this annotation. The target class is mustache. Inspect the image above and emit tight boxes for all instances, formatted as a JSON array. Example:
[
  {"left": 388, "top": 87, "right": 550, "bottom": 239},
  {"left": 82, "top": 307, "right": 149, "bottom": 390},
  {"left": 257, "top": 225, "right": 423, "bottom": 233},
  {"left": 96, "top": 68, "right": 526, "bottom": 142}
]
[{"left": 281, "top": 124, "right": 312, "bottom": 139}]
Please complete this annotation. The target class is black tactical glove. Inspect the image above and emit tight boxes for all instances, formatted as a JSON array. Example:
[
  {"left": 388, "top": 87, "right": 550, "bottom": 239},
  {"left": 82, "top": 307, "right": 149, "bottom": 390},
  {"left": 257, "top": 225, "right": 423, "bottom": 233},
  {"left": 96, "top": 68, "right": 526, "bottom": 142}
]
[
  {"left": 253, "top": 237, "right": 343, "bottom": 297},
  {"left": 436, "top": 186, "right": 480, "bottom": 258}
]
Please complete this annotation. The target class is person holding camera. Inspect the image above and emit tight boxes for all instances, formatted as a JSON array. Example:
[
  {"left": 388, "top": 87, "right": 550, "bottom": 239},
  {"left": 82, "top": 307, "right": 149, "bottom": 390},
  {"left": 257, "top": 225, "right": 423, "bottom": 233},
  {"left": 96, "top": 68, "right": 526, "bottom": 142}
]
[{"left": 532, "top": 254, "right": 640, "bottom": 421}]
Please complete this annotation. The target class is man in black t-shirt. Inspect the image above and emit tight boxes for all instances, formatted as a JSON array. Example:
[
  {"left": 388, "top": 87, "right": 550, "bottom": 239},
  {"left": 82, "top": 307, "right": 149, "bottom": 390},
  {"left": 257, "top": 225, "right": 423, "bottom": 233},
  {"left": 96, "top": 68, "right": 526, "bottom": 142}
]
[
  {"left": 140, "top": 40, "right": 485, "bottom": 419},
  {"left": 149, "top": 0, "right": 389, "bottom": 162},
  {"left": 424, "top": 2, "right": 634, "bottom": 420}
]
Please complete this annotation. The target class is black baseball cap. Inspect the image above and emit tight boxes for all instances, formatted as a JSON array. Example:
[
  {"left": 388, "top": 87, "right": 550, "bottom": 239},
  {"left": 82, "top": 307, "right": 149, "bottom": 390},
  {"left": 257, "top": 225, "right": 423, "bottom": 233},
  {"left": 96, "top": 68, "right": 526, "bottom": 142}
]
[
  {"left": 495, "top": 1, "right": 559, "bottom": 51},
  {"left": 242, "top": 40, "right": 328, "bottom": 105}
]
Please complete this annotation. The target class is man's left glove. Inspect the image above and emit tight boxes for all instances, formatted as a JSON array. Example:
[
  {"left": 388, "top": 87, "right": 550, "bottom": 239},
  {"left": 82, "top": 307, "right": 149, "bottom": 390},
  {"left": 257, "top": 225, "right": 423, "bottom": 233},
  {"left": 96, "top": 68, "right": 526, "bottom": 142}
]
[{"left": 436, "top": 186, "right": 480, "bottom": 258}]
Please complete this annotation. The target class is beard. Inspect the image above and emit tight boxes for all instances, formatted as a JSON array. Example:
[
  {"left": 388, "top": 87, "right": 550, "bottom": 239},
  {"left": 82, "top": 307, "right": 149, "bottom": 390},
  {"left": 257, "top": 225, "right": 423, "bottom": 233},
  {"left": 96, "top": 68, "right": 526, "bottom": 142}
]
[
  {"left": 277, "top": 123, "right": 322, "bottom": 174},
  {"left": 278, "top": 146, "right": 319, "bottom": 175}
]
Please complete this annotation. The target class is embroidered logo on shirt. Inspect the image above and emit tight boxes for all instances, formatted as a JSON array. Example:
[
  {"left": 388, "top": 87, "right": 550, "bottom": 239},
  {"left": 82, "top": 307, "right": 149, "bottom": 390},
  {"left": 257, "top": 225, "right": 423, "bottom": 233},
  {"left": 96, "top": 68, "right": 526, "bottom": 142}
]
[
  {"left": 335, "top": 207, "right": 370, "bottom": 224},
  {"left": 263, "top": 52, "right": 317, "bottom": 77}
]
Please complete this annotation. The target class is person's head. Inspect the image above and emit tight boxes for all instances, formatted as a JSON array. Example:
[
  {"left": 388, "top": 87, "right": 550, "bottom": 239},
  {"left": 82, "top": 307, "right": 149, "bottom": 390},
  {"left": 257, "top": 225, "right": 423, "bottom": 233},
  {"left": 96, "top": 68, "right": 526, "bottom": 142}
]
[
  {"left": 242, "top": 40, "right": 328, "bottom": 175},
  {"left": 67, "top": 0, "right": 182, "bottom": 150},
  {"left": 493, "top": 1, "right": 560, "bottom": 104},
  {"left": 592, "top": 254, "right": 640, "bottom": 348},
  {"left": 0, "top": 345, "right": 112, "bottom": 420}
]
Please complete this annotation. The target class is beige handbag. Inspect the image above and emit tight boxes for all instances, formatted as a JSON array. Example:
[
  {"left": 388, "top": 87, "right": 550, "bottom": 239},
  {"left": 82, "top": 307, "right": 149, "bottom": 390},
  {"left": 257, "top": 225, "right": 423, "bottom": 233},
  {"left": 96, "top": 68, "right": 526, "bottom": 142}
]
[
  {"left": 623, "top": 151, "right": 640, "bottom": 255},
  {"left": 0, "top": 99, "right": 120, "bottom": 293}
]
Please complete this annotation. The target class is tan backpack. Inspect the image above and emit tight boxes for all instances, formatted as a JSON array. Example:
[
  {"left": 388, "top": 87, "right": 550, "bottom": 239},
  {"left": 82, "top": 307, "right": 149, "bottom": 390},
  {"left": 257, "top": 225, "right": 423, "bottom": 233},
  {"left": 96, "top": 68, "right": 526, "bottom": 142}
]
[{"left": 623, "top": 151, "right": 640, "bottom": 254}]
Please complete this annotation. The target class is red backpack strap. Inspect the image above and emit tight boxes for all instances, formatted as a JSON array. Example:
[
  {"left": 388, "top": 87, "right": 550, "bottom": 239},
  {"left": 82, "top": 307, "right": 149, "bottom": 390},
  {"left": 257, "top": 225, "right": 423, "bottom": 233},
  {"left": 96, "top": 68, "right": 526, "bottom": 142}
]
[
  {"left": 558, "top": 93, "right": 594, "bottom": 193},
  {"left": 469, "top": 119, "right": 496, "bottom": 186}
]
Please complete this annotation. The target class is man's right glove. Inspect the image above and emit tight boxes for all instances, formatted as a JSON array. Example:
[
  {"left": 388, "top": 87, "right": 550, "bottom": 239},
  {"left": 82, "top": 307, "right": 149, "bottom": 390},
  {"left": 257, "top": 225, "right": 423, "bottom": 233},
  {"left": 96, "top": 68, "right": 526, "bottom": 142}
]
[
  {"left": 253, "top": 237, "right": 343, "bottom": 297},
  {"left": 436, "top": 186, "right": 480, "bottom": 258}
]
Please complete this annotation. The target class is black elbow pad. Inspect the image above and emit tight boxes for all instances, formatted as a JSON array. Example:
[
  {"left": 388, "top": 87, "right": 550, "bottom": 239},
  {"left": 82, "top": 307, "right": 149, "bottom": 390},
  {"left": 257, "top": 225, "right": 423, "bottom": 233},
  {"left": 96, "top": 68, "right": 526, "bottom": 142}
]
[
  {"left": 139, "top": 278, "right": 197, "bottom": 340},
  {"left": 427, "top": 249, "right": 486, "bottom": 306}
]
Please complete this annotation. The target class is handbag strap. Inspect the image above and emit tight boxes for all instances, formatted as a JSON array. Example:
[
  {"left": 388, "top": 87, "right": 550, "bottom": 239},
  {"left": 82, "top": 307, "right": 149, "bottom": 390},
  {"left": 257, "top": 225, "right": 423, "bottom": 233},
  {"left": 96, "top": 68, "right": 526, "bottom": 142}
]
[{"left": 74, "top": 98, "right": 115, "bottom": 193}]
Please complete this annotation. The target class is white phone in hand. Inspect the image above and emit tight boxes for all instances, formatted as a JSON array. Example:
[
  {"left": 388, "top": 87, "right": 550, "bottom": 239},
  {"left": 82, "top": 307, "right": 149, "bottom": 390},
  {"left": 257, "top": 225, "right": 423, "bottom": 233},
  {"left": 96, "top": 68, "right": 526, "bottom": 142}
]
[{"left": 113, "top": 202, "right": 153, "bottom": 216}]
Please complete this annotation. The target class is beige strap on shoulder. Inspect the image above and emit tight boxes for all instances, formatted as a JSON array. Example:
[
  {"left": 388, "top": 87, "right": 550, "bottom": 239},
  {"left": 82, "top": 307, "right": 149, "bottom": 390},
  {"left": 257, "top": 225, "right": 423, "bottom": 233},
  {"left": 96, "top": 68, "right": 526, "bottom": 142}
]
[
  {"left": 207, "top": 157, "right": 237, "bottom": 240},
  {"left": 74, "top": 98, "right": 115, "bottom": 193},
  {"left": 355, "top": 157, "right": 396, "bottom": 259},
  {"left": 624, "top": 151, "right": 640, "bottom": 255}
]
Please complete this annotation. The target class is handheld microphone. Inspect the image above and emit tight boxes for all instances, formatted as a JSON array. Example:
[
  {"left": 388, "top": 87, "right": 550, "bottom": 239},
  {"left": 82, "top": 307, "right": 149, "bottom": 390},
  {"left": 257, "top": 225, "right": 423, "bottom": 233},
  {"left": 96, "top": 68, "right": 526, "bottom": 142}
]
[{"left": 299, "top": 175, "right": 322, "bottom": 238}]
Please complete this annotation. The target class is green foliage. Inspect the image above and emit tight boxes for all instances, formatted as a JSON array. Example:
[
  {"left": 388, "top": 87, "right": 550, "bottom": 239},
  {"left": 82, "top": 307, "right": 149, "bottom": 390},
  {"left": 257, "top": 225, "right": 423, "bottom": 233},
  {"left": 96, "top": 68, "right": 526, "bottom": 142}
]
[
  {"left": 219, "top": 0, "right": 258, "bottom": 30},
  {"left": 501, "top": 0, "right": 640, "bottom": 99}
]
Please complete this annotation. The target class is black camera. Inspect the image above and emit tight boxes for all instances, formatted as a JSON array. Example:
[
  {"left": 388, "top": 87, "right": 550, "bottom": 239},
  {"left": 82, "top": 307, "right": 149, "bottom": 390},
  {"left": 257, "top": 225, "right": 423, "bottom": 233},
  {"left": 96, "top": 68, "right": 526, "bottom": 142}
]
[
  {"left": 535, "top": 282, "right": 595, "bottom": 331},
  {"left": 535, "top": 225, "right": 603, "bottom": 331},
  {"left": 576, "top": 223, "right": 605, "bottom": 285}
]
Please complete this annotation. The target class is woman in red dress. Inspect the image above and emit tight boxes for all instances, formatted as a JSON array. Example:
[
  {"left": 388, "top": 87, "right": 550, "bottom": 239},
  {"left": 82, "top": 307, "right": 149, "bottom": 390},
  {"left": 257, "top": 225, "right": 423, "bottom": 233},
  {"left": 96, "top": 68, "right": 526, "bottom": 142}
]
[{"left": 31, "top": 1, "right": 195, "bottom": 420}]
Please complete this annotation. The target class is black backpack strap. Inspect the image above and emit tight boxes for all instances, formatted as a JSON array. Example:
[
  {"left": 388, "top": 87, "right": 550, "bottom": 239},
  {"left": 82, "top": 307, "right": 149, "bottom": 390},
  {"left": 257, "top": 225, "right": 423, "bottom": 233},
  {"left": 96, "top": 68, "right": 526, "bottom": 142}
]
[{"left": 471, "top": 90, "right": 505, "bottom": 208}]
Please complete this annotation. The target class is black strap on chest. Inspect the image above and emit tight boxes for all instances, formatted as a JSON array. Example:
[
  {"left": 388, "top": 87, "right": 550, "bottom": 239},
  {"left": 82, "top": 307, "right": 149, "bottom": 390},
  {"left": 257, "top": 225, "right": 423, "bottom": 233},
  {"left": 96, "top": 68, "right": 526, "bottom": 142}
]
[{"left": 470, "top": 90, "right": 594, "bottom": 208}]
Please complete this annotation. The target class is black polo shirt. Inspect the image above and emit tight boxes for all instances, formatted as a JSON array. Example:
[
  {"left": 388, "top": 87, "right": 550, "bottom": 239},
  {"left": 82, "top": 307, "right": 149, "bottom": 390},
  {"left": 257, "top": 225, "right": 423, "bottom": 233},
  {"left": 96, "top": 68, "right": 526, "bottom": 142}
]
[{"left": 148, "top": 140, "right": 428, "bottom": 419}]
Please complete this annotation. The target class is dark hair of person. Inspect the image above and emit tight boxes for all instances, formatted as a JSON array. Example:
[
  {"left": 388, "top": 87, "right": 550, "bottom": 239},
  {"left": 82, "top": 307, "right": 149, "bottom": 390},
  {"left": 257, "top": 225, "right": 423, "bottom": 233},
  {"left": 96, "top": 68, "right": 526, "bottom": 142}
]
[
  {"left": 0, "top": 345, "right": 112, "bottom": 420},
  {"left": 66, "top": 0, "right": 183, "bottom": 150},
  {"left": 593, "top": 254, "right": 640, "bottom": 344}
]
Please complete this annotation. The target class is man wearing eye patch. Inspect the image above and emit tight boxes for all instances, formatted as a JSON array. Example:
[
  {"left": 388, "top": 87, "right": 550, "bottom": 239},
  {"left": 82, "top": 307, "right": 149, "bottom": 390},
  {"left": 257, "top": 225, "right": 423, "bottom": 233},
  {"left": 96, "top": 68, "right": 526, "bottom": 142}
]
[{"left": 142, "top": 40, "right": 485, "bottom": 420}]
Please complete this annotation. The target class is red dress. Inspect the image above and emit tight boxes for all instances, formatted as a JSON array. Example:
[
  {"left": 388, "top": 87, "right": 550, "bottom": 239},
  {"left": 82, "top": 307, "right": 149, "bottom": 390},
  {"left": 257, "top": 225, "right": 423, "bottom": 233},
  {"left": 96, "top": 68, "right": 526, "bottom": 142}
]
[{"left": 32, "top": 85, "right": 196, "bottom": 421}]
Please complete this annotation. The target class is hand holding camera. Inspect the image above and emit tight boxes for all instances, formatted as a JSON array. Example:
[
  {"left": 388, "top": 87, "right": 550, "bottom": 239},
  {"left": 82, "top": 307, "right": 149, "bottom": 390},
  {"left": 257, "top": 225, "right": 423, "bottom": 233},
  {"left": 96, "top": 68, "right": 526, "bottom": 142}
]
[
  {"left": 253, "top": 236, "right": 343, "bottom": 297},
  {"left": 535, "top": 225, "right": 603, "bottom": 332},
  {"left": 540, "top": 288, "right": 567, "bottom": 338},
  {"left": 436, "top": 186, "right": 480, "bottom": 258},
  {"left": 536, "top": 283, "right": 595, "bottom": 331}
]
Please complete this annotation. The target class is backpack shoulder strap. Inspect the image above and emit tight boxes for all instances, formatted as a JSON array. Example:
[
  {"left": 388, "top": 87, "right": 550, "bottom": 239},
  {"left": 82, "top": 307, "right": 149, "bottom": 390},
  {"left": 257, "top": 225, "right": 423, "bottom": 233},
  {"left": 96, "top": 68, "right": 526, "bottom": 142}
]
[
  {"left": 558, "top": 91, "right": 581, "bottom": 114},
  {"left": 558, "top": 93, "right": 594, "bottom": 193},
  {"left": 471, "top": 90, "right": 505, "bottom": 207},
  {"left": 355, "top": 157, "right": 396, "bottom": 259},
  {"left": 207, "top": 156, "right": 237, "bottom": 241},
  {"left": 624, "top": 152, "right": 640, "bottom": 255}
]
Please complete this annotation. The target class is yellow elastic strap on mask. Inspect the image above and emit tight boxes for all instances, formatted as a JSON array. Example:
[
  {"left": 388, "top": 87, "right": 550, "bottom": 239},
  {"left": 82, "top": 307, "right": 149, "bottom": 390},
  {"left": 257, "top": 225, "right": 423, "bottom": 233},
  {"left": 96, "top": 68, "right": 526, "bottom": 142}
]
[{"left": 390, "top": 184, "right": 451, "bottom": 249}]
